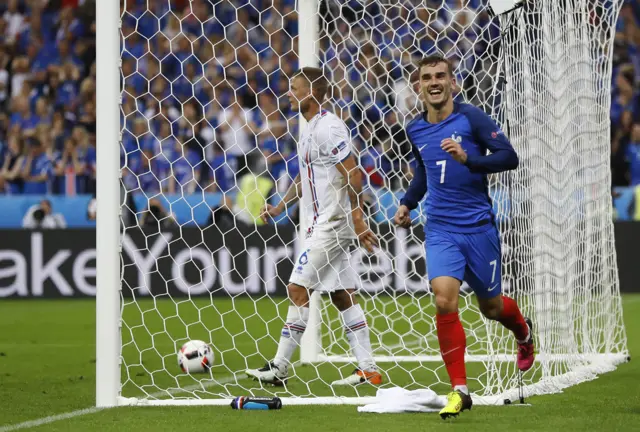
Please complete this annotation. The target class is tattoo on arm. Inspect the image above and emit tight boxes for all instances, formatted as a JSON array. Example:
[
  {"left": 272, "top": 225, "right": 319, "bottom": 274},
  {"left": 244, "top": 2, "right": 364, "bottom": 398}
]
[{"left": 339, "top": 157, "right": 364, "bottom": 220}]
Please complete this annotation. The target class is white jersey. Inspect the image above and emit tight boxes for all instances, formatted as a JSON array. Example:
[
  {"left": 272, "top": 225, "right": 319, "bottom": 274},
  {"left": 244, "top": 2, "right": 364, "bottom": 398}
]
[{"left": 298, "top": 110, "right": 353, "bottom": 238}]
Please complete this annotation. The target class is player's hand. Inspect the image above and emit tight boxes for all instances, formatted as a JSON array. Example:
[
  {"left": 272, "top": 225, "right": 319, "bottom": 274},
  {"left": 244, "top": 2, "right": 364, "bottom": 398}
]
[
  {"left": 441, "top": 138, "right": 467, "bottom": 164},
  {"left": 394, "top": 205, "right": 412, "bottom": 229},
  {"left": 354, "top": 217, "right": 378, "bottom": 253},
  {"left": 260, "top": 203, "right": 283, "bottom": 224}
]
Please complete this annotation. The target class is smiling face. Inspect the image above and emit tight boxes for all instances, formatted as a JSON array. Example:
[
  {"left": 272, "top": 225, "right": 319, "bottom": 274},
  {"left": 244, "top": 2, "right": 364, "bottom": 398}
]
[{"left": 419, "top": 61, "right": 456, "bottom": 110}]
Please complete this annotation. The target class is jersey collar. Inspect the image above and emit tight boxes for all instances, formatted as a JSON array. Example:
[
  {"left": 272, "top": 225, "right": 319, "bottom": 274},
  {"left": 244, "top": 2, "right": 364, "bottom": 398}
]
[{"left": 421, "top": 101, "right": 460, "bottom": 124}]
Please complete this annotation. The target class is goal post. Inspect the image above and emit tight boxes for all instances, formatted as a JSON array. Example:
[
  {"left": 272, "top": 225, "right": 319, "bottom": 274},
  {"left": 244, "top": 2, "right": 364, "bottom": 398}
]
[
  {"left": 95, "top": 0, "right": 122, "bottom": 408},
  {"left": 297, "top": 0, "right": 323, "bottom": 366},
  {"left": 99, "top": 0, "right": 629, "bottom": 408}
]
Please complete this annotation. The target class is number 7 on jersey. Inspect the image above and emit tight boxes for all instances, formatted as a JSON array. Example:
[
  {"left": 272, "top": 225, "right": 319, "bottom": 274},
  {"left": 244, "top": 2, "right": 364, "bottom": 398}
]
[{"left": 436, "top": 160, "right": 446, "bottom": 184}]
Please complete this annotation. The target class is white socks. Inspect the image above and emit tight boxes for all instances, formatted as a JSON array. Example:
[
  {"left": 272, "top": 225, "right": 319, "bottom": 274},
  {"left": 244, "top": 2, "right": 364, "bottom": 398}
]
[
  {"left": 273, "top": 303, "right": 377, "bottom": 373},
  {"left": 273, "top": 305, "right": 309, "bottom": 369},
  {"left": 341, "top": 304, "right": 376, "bottom": 372},
  {"left": 454, "top": 385, "right": 469, "bottom": 395}
]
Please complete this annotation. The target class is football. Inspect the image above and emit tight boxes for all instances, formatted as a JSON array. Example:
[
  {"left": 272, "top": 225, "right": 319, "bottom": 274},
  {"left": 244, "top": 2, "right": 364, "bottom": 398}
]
[{"left": 177, "top": 340, "right": 214, "bottom": 373}]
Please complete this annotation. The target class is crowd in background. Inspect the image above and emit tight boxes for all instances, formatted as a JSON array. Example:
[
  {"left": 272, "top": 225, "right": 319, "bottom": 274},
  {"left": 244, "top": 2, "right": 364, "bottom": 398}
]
[
  {"left": 113, "top": 0, "right": 502, "bottom": 197},
  {"left": 611, "top": 1, "right": 640, "bottom": 187},
  {"left": 0, "top": 0, "right": 96, "bottom": 196},
  {"left": 0, "top": 0, "right": 637, "bottom": 207}
]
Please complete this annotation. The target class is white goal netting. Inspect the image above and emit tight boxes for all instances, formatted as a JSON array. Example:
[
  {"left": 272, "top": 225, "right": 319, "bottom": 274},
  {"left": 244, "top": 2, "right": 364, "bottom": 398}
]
[{"left": 117, "top": 0, "right": 628, "bottom": 405}]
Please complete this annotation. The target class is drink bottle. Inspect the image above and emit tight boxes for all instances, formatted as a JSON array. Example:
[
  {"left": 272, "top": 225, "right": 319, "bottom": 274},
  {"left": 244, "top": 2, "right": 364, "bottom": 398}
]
[{"left": 230, "top": 396, "right": 282, "bottom": 410}]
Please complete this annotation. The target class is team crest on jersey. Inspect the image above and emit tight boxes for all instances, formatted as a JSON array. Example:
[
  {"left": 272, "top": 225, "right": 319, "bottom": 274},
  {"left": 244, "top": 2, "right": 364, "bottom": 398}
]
[
  {"left": 301, "top": 249, "right": 311, "bottom": 264},
  {"left": 451, "top": 133, "right": 462, "bottom": 143}
]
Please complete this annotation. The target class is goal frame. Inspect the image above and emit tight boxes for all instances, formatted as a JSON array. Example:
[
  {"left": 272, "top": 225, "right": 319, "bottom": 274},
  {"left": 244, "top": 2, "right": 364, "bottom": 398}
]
[
  {"left": 95, "top": 0, "right": 628, "bottom": 408},
  {"left": 95, "top": 0, "right": 122, "bottom": 408},
  {"left": 94, "top": 0, "right": 327, "bottom": 408}
]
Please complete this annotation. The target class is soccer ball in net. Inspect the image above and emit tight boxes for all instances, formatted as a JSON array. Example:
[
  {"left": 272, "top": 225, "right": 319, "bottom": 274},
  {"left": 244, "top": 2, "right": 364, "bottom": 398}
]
[{"left": 177, "top": 340, "right": 214, "bottom": 374}]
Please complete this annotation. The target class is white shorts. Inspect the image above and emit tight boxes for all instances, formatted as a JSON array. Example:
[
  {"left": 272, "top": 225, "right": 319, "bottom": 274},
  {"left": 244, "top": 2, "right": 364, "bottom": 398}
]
[{"left": 289, "top": 230, "right": 359, "bottom": 293}]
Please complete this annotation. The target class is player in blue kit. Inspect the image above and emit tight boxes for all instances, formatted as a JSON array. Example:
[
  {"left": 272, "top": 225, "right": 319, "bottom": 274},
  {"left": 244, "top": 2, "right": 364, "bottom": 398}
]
[{"left": 395, "top": 55, "right": 535, "bottom": 419}]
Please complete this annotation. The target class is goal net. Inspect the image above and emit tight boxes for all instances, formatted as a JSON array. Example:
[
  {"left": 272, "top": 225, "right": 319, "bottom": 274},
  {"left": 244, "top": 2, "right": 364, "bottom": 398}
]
[{"left": 109, "top": 0, "right": 629, "bottom": 406}]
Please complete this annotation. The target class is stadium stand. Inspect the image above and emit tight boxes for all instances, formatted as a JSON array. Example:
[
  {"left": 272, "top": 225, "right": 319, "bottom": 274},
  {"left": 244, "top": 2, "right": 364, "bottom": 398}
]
[{"left": 0, "top": 0, "right": 637, "bottom": 225}]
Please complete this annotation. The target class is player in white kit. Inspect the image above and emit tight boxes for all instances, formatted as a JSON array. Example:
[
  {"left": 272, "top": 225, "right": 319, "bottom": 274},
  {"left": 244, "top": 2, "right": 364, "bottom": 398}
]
[{"left": 245, "top": 67, "right": 383, "bottom": 386}]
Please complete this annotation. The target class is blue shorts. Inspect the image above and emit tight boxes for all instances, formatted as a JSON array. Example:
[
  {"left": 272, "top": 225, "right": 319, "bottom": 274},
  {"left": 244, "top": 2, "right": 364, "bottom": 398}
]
[{"left": 426, "top": 227, "right": 502, "bottom": 298}]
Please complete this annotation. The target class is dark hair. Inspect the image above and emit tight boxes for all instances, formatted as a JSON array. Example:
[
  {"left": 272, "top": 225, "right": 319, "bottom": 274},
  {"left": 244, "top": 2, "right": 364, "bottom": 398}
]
[
  {"left": 26, "top": 137, "right": 41, "bottom": 147},
  {"left": 417, "top": 54, "right": 454, "bottom": 77},
  {"left": 621, "top": 65, "right": 635, "bottom": 87},
  {"left": 294, "top": 67, "right": 329, "bottom": 102}
]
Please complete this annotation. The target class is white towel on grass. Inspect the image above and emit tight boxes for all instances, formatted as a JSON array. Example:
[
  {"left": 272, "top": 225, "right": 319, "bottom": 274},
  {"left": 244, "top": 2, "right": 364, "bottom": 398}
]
[{"left": 357, "top": 387, "right": 448, "bottom": 413}]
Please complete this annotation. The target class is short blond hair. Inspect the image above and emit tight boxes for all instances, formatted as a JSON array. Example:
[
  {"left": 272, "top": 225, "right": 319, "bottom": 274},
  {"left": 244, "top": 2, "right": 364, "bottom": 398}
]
[{"left": 294, "top": 67, "right": 329, "bottom": 101}]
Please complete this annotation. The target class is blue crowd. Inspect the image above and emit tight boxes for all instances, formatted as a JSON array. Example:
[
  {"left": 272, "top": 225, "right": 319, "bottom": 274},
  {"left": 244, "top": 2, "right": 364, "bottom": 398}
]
[
  {"left": 612, "top": 1, "right": 640, "bottom": 188},
  {"left": 0, "top": 0, "right": 637, "bottom": 224},
  {"left": 0, "top": 0, "right": 95, "bottom": 196}
]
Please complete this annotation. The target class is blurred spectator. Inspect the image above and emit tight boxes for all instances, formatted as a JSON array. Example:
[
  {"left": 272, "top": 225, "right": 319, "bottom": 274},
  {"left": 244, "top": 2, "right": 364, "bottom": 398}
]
[
  {"left": 611, "top": 3, "right": 640, "bottom": 187},
  {"left": 21, "top": 137, "right": 51, "bottom": 194},
  {"left": 377, "top": 121, "right": 412, "bottom": 191},
  {"left": 73, "top": 125, "right": 92, "bottom": 191},
  {"left": 0, "top": 134, "right": 24, "bottom": 194},
  {"left": 87, "top": 195, "right": 96, "bottom": 220},
  {"left": 9, "top": 56, "right": 29, "bottom": 100},
  {"left": 208, "top": 152, "right": 274, "bottom": 227},
  {"left": 254, "top": 92, "right": 293, "bottom": 192},
  {"left": 0, "top": 51, "right": 8, "bottom": 107},
  {"left": 54, "top": 136, "right": 83, "bottom": 195},
  {"left": 627, "top": 124, "right": 640, "bottom": 186},
  {"left": 3, "top": 0, "right": 24, "bottom": 45},
  {"left": 140, "top": 198, "right": 177, "bottom": 231},
  {"left": 166, "top": 140, "right": 201, "bottom": 195},
  {"left": 22, "top": 199, "right": 66, "bottom": 229},
  {"left": 10, "top": 96, "right": 37, "bottom": 134},
  {"left": 206, "top": 142, "right": 233, "bottom": 193},
  {"left": 217, "top": 95, "right": 259, "bottom": 175}
]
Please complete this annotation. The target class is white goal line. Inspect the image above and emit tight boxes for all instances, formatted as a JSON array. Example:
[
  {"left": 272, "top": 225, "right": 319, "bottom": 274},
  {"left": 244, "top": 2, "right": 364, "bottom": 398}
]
[
  {"left": 117, "top": 352, "right": 629, "bottom": 407},
  {"left": 312, "top": 353, "right": 628, "bottom": 364},
  {"left": 0, "top": 375, "right": 240, "bottom": 432}
]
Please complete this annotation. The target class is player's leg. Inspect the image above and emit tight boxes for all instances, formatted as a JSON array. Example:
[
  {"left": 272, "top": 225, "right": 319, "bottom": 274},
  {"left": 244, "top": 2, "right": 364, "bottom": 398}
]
[
  {"left": 245, "top": 283, "right": 309, "bottom": 385},
  {"left": 463, "top": 227, "right": 535, "bottom": 372},
  {"left": 273, "top": 283, "right": 310, "bottom": 369},
  {"left": 476, "top": 294, "right": 534, "bottom": 372},
  {"left": 247, "top": 234, "right": 338, "bottom": 384},
  {"left": 426, "top": 230, "right": 473, "bottom": 418},
  {"left": 329, "top": 288, "right": 382, "bottom": 385},
  {"left": 246, "top": 241, "right": 322, "bottom": 385},
  {"left": 432, "top": 276, "right": 473, "bottom": 418}
]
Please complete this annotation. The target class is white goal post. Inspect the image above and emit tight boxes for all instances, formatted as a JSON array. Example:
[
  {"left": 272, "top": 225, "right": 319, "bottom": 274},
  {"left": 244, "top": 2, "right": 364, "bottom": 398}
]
[
  {"left": 95, "top": 0, "right": 121, "bottom": 409},
  {"left": 96, "top": 0, "right": 629, "bottom": 408}
]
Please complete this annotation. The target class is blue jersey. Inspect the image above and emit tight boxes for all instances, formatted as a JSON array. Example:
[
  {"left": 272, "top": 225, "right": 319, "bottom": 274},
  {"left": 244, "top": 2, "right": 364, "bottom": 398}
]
[
  {"left": 626, "top": 142, "right": 640, "bottom": 186},
  {"left": 401, "top": 102, "right": 518, "bottom": 233},
  {"left": 23, "top": 152, "right": 53, "bottom": 195}
]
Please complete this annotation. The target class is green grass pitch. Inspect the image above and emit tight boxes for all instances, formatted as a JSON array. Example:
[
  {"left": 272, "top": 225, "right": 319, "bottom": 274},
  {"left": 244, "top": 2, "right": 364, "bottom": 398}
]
[{"left": 0, "top": 295, "right": 639, "bottom": 431}]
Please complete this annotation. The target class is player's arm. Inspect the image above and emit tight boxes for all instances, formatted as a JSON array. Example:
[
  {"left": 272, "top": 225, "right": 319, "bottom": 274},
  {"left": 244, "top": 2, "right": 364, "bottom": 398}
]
[
  {"left": 260, "top": 173, "right": 301, "bottom": 223},
  {"left": 278, "top": 173, "right": 302, "bottom": 209},
  {"left": 336, "top": 154, "right": 366, "bottom": 222},
  {"left": 322, "top": 122, "right": 378, "bottom": 252},
  {"left": 395, "top": 142, "right": 425, "bottom": 228},
  {"left": 336, "top": 154, "right": 378, "bottom": 253},
  {"left": 464, "top": 108, "right": 518, "bottom": 173},
  {"left": 442, "top": 106, "right": 519, "bottom": 174},
  {"left": 399, "top": 142, "right": 427, "bottom": 211}
]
